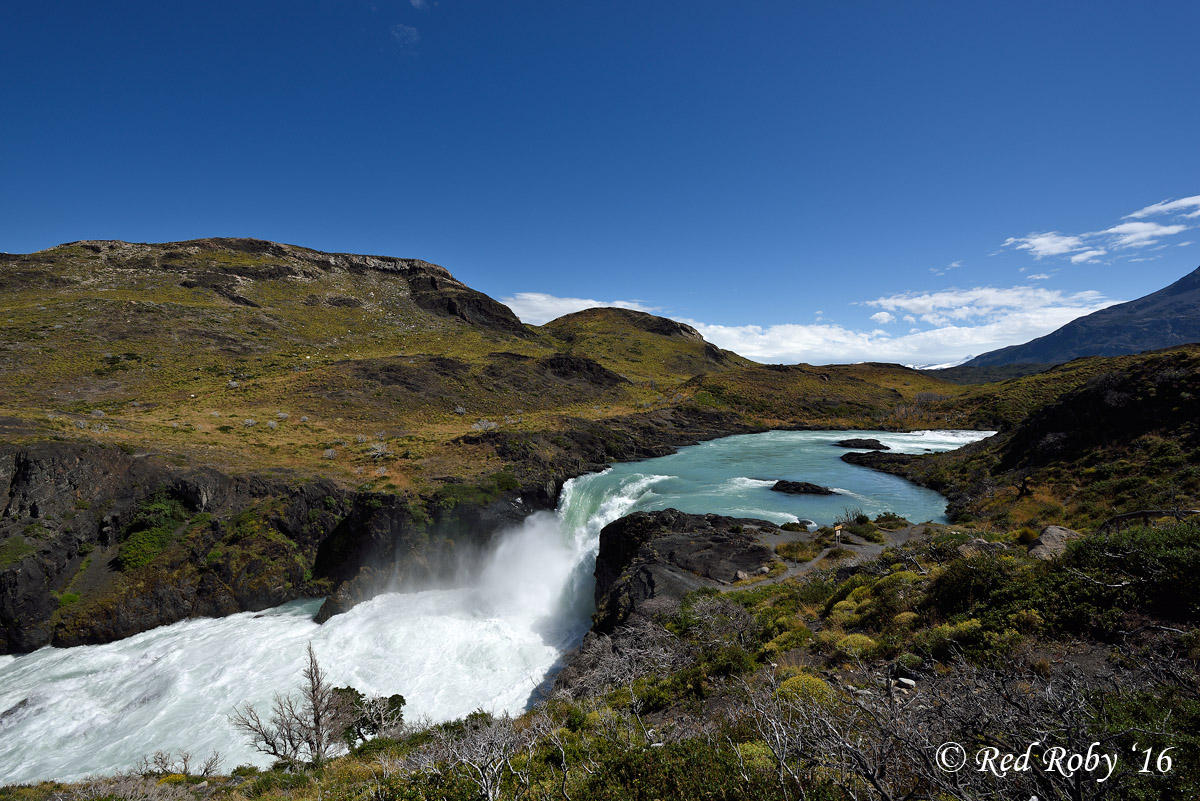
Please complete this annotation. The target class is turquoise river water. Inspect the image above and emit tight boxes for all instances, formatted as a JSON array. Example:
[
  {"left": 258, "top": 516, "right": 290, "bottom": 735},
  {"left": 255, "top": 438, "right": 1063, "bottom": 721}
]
[{"left": 0, "top": 428, "right": 991, "bottom": 783}]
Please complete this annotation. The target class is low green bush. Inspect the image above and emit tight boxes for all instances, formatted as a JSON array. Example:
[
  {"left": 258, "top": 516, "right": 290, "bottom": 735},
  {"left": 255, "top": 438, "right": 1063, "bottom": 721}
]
[{"left": 115, "top": 491, "right": 189, "bottom": 571}]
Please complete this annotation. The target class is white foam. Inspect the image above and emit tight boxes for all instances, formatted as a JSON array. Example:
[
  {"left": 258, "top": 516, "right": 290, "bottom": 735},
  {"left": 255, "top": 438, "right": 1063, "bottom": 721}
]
[
  {"left": 0, "top": 431, "right": 990, "bottom": 784},
  {"left": 724, "top": 477, "right": 777, "bottom": 490}
]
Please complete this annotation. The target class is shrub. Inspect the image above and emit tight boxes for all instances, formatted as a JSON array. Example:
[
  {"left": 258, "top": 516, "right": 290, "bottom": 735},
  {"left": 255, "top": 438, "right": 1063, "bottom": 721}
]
[
  {"left": 776, "top": 540, "right": 820, "bottom": 562},
  {"left": 874, "top": 512, "right": 910, "bottom": 530},
  {"left": 492, "top": 471, "right": 519, "bottom": 492},
  {"left": 849, "top": 522, "right": 884, "bottom": 543},
  {"left": 116, "top": 491, "right": 189, "bottom": 571},
  {"left": 778, "top": 672, "right": 835, "bottom": 705},
  {"left": 836, "top": 633, "right": 877, "bottom": 659},
  {"left": 838, "top": 507, "right": 870, "bottom": 526},
  {"left": 914, "top": 618, "right": 985, "bottom": 660},
  {"left": 761, "top": 626, "right": 813, "bottom": 656},
  {"left": 245, "top": 771, "right": 311, "bottom": 797},
  {"left": 0, "top": 536, "right": 36, "bottom": 568}
]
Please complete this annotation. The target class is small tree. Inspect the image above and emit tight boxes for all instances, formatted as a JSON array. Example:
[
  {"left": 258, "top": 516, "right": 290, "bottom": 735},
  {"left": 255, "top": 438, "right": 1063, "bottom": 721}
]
[
  {"left": 420, "top": 712, "right": 539, "bottom": 801},
  {"left": 231, "top": 642, "right": 354, "bottom": 769},
  {"left": 334, "top": 686, "right": 407, "bottom": 749}
]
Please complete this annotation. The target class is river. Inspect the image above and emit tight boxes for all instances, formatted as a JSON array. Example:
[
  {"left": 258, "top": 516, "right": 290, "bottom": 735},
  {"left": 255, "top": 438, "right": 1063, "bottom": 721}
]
[{"left": 0, "top": 428, "right": 990, "bottom": 783}]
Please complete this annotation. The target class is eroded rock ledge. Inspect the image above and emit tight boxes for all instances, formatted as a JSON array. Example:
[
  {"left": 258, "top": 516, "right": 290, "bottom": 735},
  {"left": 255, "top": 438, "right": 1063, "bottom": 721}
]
[
  {"left": 591, "top": 508, "right": 781, "bottom": 634},
  {"left": 0, "top": 442, "right": 533, "bottom": 654}
]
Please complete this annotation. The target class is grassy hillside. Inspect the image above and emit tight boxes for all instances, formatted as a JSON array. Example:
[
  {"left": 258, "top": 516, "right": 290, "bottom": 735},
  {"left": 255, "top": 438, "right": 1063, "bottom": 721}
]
[
  {"left": 680, "top": 361, "right": 968, "bottom": 429},
  {"left": 873, "top": 345, "right": 1200, "bottom": 529},
  {"left": 3, "top": 240, "right": 1200, "bottom": 800},
  {"left": 0, "top": 238, "right": 964, "bottom": 493}
]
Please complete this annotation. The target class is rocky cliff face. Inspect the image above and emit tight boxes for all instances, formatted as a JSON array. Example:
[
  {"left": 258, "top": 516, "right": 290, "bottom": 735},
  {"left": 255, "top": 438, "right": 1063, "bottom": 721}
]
[
  {"left": 0, "top": 404, "right": 765, "bottom": 654},
  {"left": 0, "top": 441, "right": 536, "bottom": 654},
  {"left": 591, "top": 509, "right": 781, "bottom": 633},
  {"left": 42, "top": 237, "right": 531, "bottom": 338}
]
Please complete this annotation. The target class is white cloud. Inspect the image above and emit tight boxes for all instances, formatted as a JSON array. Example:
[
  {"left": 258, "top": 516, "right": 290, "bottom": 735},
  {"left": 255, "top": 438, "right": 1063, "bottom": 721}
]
[
  {"left": 1001, "top": 194, "right": 1195, "bottom": 265},
  {"left": 681, "top": 296, "right": 1112, "bottom": 365},
  {"left": 1002, "top": 232, "right": 1084, "bottom": 258},
  {"left": 1101, "top": 221, "right": 1188, "bottom": 248},
  {"left": 1070, "top": 249, "right": 1107, "bottom": 264},
  {"left": 410, "top": 0, "right": 427, "bottom": 7},
  {"left": 929, "top": 260, "right": 962, "bottom": 276},
  {"left": 391, "top": 24, "right": 420, "bottom": 48},
  {"left": 1125, "top": 195, "right": 1200, "bottom": 219},
  {"left": 1180, "top": 241, "right": 1195, "bottom": 247},
  {"left": 501, "top": 292, "right": 659, "bottom": 325},
  {"left": 864, "top": 285, "right": 1105, "bottom": 319},
  {"left": 508, "top": 284, "right": 1115, "bottom": 366},
  {"left": 1027, "top": 273, "right": 1051, "bottom": 280}
]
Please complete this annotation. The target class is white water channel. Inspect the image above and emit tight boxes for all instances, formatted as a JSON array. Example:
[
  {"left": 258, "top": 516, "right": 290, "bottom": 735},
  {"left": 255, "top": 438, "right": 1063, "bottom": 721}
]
[{"left": 0, "top": 429, "right": 990, "bottom": 784}]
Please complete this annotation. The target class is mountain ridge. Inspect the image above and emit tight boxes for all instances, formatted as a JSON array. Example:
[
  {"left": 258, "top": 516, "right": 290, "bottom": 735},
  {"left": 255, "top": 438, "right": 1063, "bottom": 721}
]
[{"left": 963, "top": 265, "right": 1200, "bottom": 367}]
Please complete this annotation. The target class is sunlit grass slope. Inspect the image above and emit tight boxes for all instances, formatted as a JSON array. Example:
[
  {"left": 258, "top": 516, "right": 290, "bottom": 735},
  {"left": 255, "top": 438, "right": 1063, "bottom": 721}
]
[{"left": 0, "top": 238, "right": 966, "bottom": 491}]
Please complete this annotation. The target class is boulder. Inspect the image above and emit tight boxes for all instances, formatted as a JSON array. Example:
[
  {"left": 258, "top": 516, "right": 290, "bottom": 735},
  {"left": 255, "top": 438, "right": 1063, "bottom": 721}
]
[
  {"left": 591, "top": 509, "right": 780, "bottom": 633},
  {"left": 771, "top": 480, "right": 837, "bottom": 496},
  {"left": 956, "top": 537, "right": 1007, "bottom": 558},
  {"left": 833, "top": 438, "right": 890, "bottom": 450},
  {"left": 1028, "top": 525, "right": 1081, "bottom": 560}
]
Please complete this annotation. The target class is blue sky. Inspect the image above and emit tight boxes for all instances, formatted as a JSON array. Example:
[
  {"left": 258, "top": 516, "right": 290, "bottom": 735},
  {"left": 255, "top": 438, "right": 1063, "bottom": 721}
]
[{"left": 3, "top": 1, "right": 1198, "bottom": 365}]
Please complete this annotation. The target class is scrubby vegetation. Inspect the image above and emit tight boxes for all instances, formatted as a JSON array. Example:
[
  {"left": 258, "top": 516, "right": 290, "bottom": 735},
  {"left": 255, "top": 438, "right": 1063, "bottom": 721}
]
[
  {"left": 3, "top": 239, "right": 1200, "bottom": 799},
  {"left": 116, "top": 491, "right": 190, "bottom": 570},
  {"left": 9, "top": 519, "right": 1198, "bottom": 801}
]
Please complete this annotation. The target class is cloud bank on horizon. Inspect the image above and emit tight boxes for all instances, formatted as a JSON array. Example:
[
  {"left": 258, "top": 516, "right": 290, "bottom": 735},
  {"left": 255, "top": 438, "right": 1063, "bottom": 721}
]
[
  {"left": 504, "top": 287, "right": 1115, "bottom": 367},
  {"left": 503, "top": 196, "right": 1197, "bottom": 366}
]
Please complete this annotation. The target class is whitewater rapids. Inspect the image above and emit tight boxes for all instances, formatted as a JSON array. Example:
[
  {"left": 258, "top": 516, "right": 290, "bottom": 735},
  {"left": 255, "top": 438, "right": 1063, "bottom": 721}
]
[{"left": 0, "top": 429, "right": 991, "bottom": 783}]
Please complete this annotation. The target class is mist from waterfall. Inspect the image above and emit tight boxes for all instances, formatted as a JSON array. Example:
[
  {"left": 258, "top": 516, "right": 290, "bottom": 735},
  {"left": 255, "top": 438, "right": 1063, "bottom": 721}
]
[{"left": 0, "top": 429, "right": 991, "bottom": 784}]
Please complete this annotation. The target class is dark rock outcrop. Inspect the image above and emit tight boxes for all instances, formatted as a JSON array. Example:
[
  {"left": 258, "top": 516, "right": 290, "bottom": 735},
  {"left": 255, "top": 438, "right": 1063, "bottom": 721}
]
[
  {"left": 0, "top": 441, "right": 337, "bottom": 652},
  {"left": 0, "top": 402, "right": 766, "bottom": 654},
  {"left": 770, "top": 480, "right": 836, "bottom": 496},
  {"left": 591, "top": 509, "right": 780, "bottom": 633},
  {"left": 840, "top": 451, "right": 918, "bottom": 471},
  {"left": 833, "top": 438, "right": 890, "bottom": 451},
  {"left": 475, "top": 405, "right": 762, "bottom": 490},
  {"left": 0, "top": 441, "right": 540, "bottom": 654}
]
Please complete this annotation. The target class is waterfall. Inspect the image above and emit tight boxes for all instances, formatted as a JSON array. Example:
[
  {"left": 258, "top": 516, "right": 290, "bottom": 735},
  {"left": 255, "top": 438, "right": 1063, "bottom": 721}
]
[{"left": 0, "top": 428, "right": 991, "bottom": 784}]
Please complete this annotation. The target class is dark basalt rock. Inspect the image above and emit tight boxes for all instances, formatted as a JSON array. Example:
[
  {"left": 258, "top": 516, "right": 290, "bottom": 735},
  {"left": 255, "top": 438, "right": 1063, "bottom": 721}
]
[
  {"left": 0, "top": 441, "right": 538, "bottom": 655},
  {"left": 537, "top": 354, "right": 628, "bottom": 387},
  {"left": 832, "top": 438, "right": 890, "bottom": 450},
  {"left": 591, "top": 509, "right": 780, "bottom": 633},
  {"left": 770, "top": 480, "right": 837, "bottom": 496},
  {"left": 840, "top": 451, "right": 917, "bottom": 470},
  {"left": 0, "top": 402, "right": 766, "bottom": 654}
]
